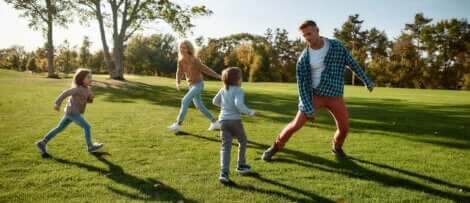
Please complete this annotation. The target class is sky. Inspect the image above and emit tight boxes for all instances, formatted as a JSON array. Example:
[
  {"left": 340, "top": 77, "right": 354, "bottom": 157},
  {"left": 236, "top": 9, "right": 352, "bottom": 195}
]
[{"left": 0, "top": 0, "right": 469, "bottom": 52}]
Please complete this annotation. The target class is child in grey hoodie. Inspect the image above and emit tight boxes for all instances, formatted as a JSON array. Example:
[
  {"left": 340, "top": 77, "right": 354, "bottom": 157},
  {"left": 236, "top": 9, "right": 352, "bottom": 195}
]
[{"left": 212, "top": 67, "right": 256, "bottom": 183}]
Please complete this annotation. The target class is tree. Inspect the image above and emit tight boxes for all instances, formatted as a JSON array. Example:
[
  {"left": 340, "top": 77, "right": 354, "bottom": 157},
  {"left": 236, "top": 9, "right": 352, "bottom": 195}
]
[
  {"left": 125, "top": 33, "right": 177, "bottom": 76},
  {"left": 0, "top": 46, "right": 28, "bottom": 71},
  {"left": 55, "top": 40, "right": 79, "bottom": 75},
  {"left": 421, "top": 18, "right": 470, "bottom": 89},
  {"left": 77, "top": 0, "right": 212, "bottom": 80},
  {"left": 89, "top": 50, "right": 106, "bottom": 73},
  {"left": 405, "top": 13, "right": 432, "bottom": 68},
  {"left": 26, "top": 56, "right": 39, "bottom": 72},
  {"left": 79, "top": 36, "right": 93, "bottom": 68},
  {"left": 334, "top": 14, "right": 369, "bottom": 85},
  {"left": 366, "top": 28, "right": 391, "bottom": 86},
  {"left": 5, "top": 0, "right": 74, "bottom": 78}
]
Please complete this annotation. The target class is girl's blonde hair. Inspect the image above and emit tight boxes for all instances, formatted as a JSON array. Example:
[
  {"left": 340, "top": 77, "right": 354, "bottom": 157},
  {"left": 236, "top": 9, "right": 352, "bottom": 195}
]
[
  {"left": 221, "top": 67, "right": 242, "bottom": 90},
  {"left": 178, "top": 40, "right": 196, "bottom": 61},
  {"left": 71, "top": 68, "right": 92, "bottom": 87}
]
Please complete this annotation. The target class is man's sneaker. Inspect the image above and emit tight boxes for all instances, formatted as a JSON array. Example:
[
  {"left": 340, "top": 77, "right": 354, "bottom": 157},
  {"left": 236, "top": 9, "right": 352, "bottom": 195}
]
[
  {"left": 35, "top": 140, "right": 47, "bottom": 155},
  {"left": 88, "top": 143, "right": 104, "bottom": 153},
  {"left": 219, "top": 171, "right": 230, "bottom": 184},
  {"left": 261, "top": 144, "right": 279, "bottom": 161},
  {"left": 168, "top": 122, "right": 181, "bottom": 133},
  {"left": 236, "top": 164, "right": 252, "bottom": 175},
  {"left": 208, "top": 121, "right": 221, "bottom": 131},
  {"left": 332, "top": 146, "right": 347, "bottom": 158}
]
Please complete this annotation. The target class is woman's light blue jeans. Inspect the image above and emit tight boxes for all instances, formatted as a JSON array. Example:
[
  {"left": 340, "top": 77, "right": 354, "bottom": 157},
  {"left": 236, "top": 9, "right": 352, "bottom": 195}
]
[{"left": 176, "top": 81, "right": 214, "bottom": 124}]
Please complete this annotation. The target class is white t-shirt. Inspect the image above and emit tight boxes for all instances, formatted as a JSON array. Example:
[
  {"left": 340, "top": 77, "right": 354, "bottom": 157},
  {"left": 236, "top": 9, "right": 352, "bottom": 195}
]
[{"left": 308, "top": 38, "right": 329, "bottom": 88}]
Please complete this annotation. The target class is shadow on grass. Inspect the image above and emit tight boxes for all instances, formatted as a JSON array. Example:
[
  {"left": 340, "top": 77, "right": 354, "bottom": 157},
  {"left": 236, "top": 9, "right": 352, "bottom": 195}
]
[
  {"left": 185, "top": 133, "right": 470, "bottom": 202},
  {"left": 274, "top": 153, "right": 470, "bottom": 202},
  {"left": 224, "top": 172, "right": 335, "bottom": 202},
  {"left": 91, "top": 79, "right": 470, "bottom": 150},
  {"left": 47, "top": 152, "right": 196, "bottom": 202}
]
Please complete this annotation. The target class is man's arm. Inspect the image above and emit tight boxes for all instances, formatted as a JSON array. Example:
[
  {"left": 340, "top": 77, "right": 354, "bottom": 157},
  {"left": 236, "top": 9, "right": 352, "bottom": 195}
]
[{"left": 343, "top": 46, "right": 375, "bottom": 91}]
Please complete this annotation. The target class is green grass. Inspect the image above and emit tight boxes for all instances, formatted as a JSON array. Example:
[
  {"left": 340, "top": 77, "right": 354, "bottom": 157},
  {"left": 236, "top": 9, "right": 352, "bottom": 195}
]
[{"left": 0, "top": 69, "right": 469, "bottom": 202}]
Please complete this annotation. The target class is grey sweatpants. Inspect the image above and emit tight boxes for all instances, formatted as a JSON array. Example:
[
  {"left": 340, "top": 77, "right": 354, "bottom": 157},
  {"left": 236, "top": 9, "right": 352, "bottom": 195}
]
[{"left": 220, "top": 120, "right": 247, "bottom": 174}]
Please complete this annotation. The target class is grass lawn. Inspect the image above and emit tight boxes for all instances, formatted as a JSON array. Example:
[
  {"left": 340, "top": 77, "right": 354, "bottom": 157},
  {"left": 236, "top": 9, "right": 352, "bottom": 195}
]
[{"left": 0, "top": 69, "right": 469, "bottom": 202}]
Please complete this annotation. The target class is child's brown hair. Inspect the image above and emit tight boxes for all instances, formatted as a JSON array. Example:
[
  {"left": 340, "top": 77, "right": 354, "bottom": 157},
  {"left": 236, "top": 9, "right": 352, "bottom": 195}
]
[
  {"left": 72, "top": 68, "right": 91, "bottom": 87},
  {"left": 221, "top": 67, "right": 242, "bottom": 90}
]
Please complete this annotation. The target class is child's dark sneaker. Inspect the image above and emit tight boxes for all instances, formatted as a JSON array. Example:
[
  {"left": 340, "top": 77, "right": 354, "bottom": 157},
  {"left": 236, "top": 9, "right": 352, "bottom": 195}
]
[
  {"left": 236, "top": 164, "right": 252, "bottom": 175},
  {"left": 35, "top": 140, "right": 47, "bottom": 155},
  {"left": 219, "top": 172, "right": 230, "bottom": 184},
  {"left": 88, "top": 143, "right": 104, "bottom": 153},
  {"left": 332, "top": 146, "right": 347, "bottom": 158}
]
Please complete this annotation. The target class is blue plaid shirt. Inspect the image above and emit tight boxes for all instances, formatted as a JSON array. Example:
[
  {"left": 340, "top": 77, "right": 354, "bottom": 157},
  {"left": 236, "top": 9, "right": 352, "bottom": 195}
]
[{"left": 297, "top": 38, "right": 374, "bottom": 117}]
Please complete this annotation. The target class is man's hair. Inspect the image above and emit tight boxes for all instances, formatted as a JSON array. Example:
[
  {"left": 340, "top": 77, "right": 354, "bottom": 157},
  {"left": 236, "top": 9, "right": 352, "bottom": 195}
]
[{"left": 299, "top": 20, "right": 317, "bottom": 30}]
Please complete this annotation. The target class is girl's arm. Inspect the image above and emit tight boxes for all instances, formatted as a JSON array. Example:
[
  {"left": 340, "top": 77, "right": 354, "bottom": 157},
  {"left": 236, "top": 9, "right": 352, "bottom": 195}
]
[
  {"left": 197, "top": 59, "right": 221, "bottom": 80},
  {"left": 87, "top": 90, "right": 94, "bottom": 103},
  {"left": 212, "top": 88, "right": 223, "bottom": 107},
  {"left": 54, "top": 87, "right": 78, "bottom": 107},
  {"left": 234, "top": 88, "right": 255, "bottom": 116},
  {"left": 176, "top": 61, "right": 185, "bottom": 89}
]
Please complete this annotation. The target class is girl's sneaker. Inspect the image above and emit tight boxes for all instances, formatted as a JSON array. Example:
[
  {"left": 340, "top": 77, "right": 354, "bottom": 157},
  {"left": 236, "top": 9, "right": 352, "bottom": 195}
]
[
  {"left": 236, "top": 164, "right": 252, "bottom": 175},
  {"left": 208, "top": 121, "right": 221, "bottom": 131},
  {"left": 168, "top": 122, "right": 181, "bottom": 133},
  {"left": 35, "top": 140, "right": 47, "bottom": 155},
  {"left": 219, "top": 171, "right": 230, "bottom": 183},
  {"left": 88, "top": 143, "right": 104, "bottom": 153}
]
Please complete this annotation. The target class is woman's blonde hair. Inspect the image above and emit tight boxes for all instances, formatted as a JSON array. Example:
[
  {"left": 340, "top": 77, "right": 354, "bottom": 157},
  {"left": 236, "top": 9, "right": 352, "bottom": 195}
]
[
  {"left": 221, "top": 67, "right": 242, "bottom": 90},
  {"left": 178, "top": 40, "right": 196, "bottom": 61},
  {"left": 71, "top": 68, "right": 91, "bottom": 87}
]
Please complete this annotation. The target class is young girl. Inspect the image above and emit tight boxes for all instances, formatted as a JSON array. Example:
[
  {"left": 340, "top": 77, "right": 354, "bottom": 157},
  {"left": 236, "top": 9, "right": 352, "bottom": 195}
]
[
  {"left": 168, "top": 40, "right": 222, "bottom": 133},
  {"left": 35, "top": 68, "right": 103, "bottom": 155},
  {"left": 212, "top": 67, "right": 255, "bottom": 183}
]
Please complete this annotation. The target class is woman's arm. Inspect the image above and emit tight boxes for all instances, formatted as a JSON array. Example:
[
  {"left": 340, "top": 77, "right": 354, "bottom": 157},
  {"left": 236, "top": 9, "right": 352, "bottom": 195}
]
[
  {"left": 197, "top": 59, "right": 221, "bottom": 80},
  {"left": 176, "top": 61, "right": 185, "bottom": 89}
]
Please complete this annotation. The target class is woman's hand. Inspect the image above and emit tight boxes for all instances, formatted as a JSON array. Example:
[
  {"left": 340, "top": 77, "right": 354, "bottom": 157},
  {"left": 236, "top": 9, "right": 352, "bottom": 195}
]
[{"left": 176, "top": 82, "right": 181, "bottom": 91}]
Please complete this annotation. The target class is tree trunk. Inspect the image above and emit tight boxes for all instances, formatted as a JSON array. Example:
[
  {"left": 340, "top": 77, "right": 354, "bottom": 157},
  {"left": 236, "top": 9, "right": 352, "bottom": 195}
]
[
  {"left": 112, "top": 40, "right": 125, "bottom": 80},
  {"left": 94, "top": 0, "right": 114, "bottom": 78},
  {"left": 109, "top": 1, "right": 125, "bottom": 80},
  {"left": 46, "top": 0, "right": 57, "bottom": 78}
]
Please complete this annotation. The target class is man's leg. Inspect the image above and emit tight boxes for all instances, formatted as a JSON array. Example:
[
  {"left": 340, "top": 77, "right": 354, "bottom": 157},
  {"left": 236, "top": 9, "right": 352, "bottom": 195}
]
[{"left": 326, "top": 97, "right": 349, "bottom": 157}]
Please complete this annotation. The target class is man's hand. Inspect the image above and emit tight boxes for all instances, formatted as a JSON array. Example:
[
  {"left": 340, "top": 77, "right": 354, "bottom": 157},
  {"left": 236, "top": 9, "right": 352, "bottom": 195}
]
[
  {"left": 303, "top": 112, "right": 315, "bottom": 123},
  {"left": 54, "top": 105, "right": 60, "bottom": 112},
  {"left": 367, "top": 83, "right": 375, "bottom": 93}
]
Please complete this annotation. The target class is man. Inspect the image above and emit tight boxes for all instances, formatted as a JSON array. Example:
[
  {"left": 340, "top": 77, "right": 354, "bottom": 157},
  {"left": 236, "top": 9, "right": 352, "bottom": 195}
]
[{"left": 262, "top": 20, "right": 374, "bottom": 161}]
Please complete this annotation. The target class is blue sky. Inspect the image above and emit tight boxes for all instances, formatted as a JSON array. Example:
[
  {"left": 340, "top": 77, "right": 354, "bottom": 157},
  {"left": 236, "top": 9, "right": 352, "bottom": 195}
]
[{"left": 0, "top": 0, "right": 469, "bottom": 51}]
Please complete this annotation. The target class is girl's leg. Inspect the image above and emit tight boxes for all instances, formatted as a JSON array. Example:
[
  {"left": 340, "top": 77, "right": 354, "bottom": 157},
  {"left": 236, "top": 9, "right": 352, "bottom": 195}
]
[
  {"left": 233, "top": 121, "right": 247, "bottom": 166},
  {"left": 68, "top": 113, "right": 92, "bottom": 147},
  {"left": 220, "top": 121, "right": 233, "bottom": 174},
  {"left": 43, "top": 115, "right": 73, "bottom": 143},
  {"left": 176, "top": 83, "right": 203, "bottom": 124},
  {"left": 326, "top": 97, "right": 349, "bottom": 147}
]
